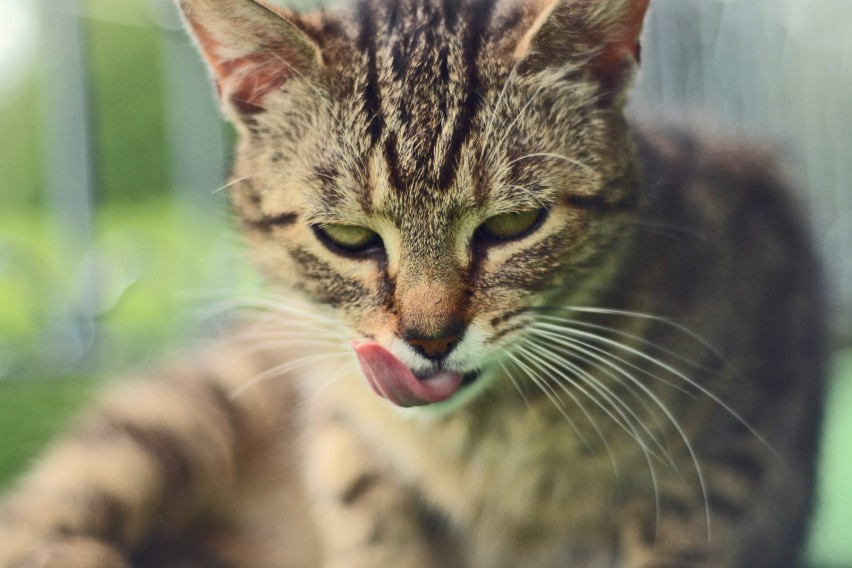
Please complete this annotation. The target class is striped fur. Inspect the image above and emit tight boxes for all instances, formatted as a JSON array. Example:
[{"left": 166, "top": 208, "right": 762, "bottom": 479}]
[{"left": 0, "top": 0, "right": 825, "bottom": 566}]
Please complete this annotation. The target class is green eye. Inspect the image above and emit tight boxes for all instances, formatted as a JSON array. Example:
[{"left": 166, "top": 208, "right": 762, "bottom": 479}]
[
  {"left": 316, "top": 224, "right": 381, "bottom": 253},
  {"left": 478, "top": 209, "right": 545, "bottom": 242}
]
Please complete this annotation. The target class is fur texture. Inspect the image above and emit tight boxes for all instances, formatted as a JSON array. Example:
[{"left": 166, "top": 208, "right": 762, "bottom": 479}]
[{"left": 0, "top": 0, "right": 825, "bottom": 566}]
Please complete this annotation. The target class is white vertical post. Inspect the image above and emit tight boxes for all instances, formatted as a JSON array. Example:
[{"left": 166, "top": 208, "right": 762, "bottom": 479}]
[{"left": 40, "top": 0, "right": 99, "bottom": 370}]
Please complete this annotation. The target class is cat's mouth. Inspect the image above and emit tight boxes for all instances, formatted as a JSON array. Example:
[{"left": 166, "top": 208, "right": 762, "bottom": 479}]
[{"left": 352, "top": 341, "right": 478, "bottom": 407}]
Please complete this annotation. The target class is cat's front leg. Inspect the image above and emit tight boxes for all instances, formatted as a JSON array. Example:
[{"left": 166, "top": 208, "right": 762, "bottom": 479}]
[
  {"left": 618, "top": 505, "right": 729, "bottom": 568},
  {"left": 617, "top": 435, "right": 810, "bottom": 568},
  {"left": 0, "top": 350, "right": 284, "bottom": 567},
  {"left": 0, "top": 530, "right": 128, "bottom": 568},
  {"left": 303, "top": 411, "right": 437, "bottom": 568}
]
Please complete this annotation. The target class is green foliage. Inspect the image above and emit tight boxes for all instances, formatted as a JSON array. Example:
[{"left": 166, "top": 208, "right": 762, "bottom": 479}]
[
  {"left": 86, "top": 4, "right": 170, "bottom": 205},
  {"left": 0, "top": 80, "right": 42, "bottom": 211},
  {"left": 0, "top": 378, "right": 100, "bottom": 488},
  {"left": 0, "top": 200, "right": 244, "bottom": 379},
  {"left": 807, "top": 351, "right": 852, "bottom": 567}
]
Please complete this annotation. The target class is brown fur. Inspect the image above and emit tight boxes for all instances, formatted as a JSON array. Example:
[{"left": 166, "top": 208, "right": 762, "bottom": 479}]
[{"left": 0, "top": 0, "right": 825, "bottom": 566}]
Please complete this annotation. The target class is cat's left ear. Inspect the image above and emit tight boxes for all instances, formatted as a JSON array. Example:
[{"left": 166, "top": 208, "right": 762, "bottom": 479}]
[
  {"left": 515, "top": 0, "right": 650, "bottom": 104},
  {"left": 176, "top": 0, "right": 324, "bottom": 117}
]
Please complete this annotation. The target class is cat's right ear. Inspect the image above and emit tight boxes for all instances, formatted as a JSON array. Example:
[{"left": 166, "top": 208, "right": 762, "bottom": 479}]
[
  {"left": 514, "top": 0, "right": 650, "bottom": 106},
  {"left": 176, "top": 0, "right": 323, "bottom": 118}
]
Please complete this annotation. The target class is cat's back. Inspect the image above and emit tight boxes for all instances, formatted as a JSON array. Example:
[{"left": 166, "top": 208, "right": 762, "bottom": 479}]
[
  {"left": 632, "top": 119, "right": 817, "bottom": 249},
  {"left": 628, "top": 116, "right": 826, "bottom": 459}
]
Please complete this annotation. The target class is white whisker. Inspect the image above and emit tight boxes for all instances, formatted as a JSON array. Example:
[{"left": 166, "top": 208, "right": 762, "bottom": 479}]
[
  {"left": 505, "top": 351, "right": 590, "bottom": 449},
  {"left": 305, "top": 362, "right": 359, "bottom": 402},
  {"left": 213, "top": 172, "right": 268, "bottom": 194},
  {"left": 527, "top": 326, "right": 710, "bottom": 539},
  {"left": 229, "top": 351, "right": 349, "bottom": 401},
  {"left": 556, "top": 345, "right": 682, "bottom": 481},
  {"left": 480, "top": 64, "right": 520, "bottom": 161},
  {"left": 525, "top": 338, "right": 671, "bottom": 464},
  {"left": 534, "top": 314, "right": 711, "bottom": 372},
  {"left": 490, "top": 84, "right": 546, "bottom": 159},
  {"left": 516, "top": 342, "right": 620, "bottom": 483},
  {"left": 503, "top": 184, "right": 551, "bottom": 211},
  {"left": 498, "top": 359, "right": 530, "bottom": 409},
  {"left": 536, "top": 321, "right": 773, "bottom": 457},
  {"left": 564, "top": 306, "right": 730, "bottom": 369},
  {"left": 532, "top": 322, "right": 691, "bottom": 394},
  {"left": 266, "top": 51, "right": 366, "bottom": 170},
  {"left": 506, "top": 152, "right": 596, "bottom": 175}
]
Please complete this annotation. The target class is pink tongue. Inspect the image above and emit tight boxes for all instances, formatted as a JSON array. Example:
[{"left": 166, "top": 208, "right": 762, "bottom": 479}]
[{"left": 352, "top": 342, "right": 464, "bottom": 407}]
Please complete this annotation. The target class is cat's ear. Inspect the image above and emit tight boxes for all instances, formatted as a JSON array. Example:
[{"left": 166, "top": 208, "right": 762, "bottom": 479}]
[
  {"left": 515, "top": 0, "right": 650, "bottom": 103},
  {"left": 176, "top": 0, "right": 323, "bottom": 117}
]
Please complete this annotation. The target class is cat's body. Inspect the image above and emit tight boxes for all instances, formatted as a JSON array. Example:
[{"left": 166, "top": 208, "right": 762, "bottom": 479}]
[{"left": 0, "top": 0, "right": 825, "bottom": 567}]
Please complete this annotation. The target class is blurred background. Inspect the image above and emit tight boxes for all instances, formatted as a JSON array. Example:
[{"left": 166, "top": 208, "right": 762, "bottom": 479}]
[{"left": 0, "top": 0, "right": 849, "bottom": 564}]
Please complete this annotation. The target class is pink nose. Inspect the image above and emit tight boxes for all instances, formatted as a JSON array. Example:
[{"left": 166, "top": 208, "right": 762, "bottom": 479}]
[{"left": 405, "top": 334, "right": 461, "bottom": 360}]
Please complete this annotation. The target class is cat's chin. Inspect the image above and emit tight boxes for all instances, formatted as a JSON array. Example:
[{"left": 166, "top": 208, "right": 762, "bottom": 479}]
[{"left": 352, "top": 341, "right": 479, "bottom": 407}]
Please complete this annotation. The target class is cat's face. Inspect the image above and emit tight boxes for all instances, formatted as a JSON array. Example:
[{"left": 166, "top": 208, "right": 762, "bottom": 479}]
[{"left": 180, "top": 0, "right": 648, "bottom": 407}]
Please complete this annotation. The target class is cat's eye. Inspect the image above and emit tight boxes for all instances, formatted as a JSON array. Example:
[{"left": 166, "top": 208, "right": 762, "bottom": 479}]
[
  {"left": 477, "top": 209, "right": 546, "bottom": 243},
  {"left": 314, "top": 224, "right": 382, "bottom": 255}
]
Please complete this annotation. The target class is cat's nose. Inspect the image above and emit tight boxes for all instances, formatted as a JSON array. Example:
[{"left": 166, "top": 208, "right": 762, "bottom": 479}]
[{"left": 404, "top": 332, "right": 462, "bottom": 361}]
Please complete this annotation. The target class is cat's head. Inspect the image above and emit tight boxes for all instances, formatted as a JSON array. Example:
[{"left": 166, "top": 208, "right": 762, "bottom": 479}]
[{"left": 178, "top": 0, "right": 649, "bottom": 409}]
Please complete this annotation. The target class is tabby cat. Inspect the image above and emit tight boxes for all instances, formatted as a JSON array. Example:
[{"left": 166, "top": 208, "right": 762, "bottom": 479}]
[{"left": 0, "top": 0, "right": 826, "bottom": 566}]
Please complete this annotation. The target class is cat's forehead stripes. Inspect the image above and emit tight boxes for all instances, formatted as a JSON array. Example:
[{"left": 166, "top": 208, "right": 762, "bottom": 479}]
[{"left": 352, "top": 0, "right": 498, "bottom": 198}]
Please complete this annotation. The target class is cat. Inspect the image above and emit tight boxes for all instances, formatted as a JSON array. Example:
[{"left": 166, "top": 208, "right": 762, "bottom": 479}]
[{"left": 0, "top": 0, "right": 827, "bottom": 566}]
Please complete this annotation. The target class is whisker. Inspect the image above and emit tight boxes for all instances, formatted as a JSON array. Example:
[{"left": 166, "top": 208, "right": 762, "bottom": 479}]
[
  {"left": 505, "top": 351, "right": 590, "bottom": 449},
  {"left": 523, "top": 335, "right": 676, "bottom": 520},
  {"left": 205, "top": 295, "right": 342, "bottom": 327},
  {"left": 533, "top": 314, "right": 712, "bottom": 373},
  {"left": 503, "top": 184, "right": 551, "bottom": 211},
  {"left": 559, "top": 306, "right": 731, "bottom": 370},
  {"left": 213, "top": 172, "right": 268, "bottom": 194},
  {"left": 305, "top": 361, "right": 359, "bottom": 402},
  {"left": 267, "top": 51, "right": 341, "bottom": 130},
  {"left": 480, "top": 64, "right": 520, "bottom": 161},
  {"left": 516, "top": 342, "right": 621, "bottom": 483},
  {"left": 525, "top": 335, "right": 681, "bottom": 482},
  {"left": 527, "top": 327, "right": 711, "bottom": 539},
  {"left": 230, "top": 96, "right": 270, "bottom": 113},
  {"left": 229, "top": 351, "right": 349, "bottom": 401},
  {"left": 525, "top": 339, "right": 671, "bottom": 460},
  {"left": 227, "top": 322, "right": 342, "bottom": 339},
  {"left": 498, "top": 359, "right": 531, "bottom": 409},
  {"left": 230, "top": 328, "right": 346, "bottom": 344},
  {"left": 230, "top": 339, "right": 346, "bottom": 359},
  {"left": 505, "top": 152, "right": 596, "bottom": 175},
  {"left": 556, "top": 346, "right": 681, "bottom": 481},
  {"left": 266, "top": 51, "right": 366, "bottom": 170},
  {"left": 617, "top": 220, "right": 708, "bottom": 243},
  {"left": 522, "top": 340, "right": 647, "bottom": 456},
  {"left": 531, "top": 323, "right": 690, "bottom": 395},
  {"left": 489, "top": 84, "right": 546, "bottom": 160},
  {"left": 538, "top": 321, "right": 773, "bottom": 457}
]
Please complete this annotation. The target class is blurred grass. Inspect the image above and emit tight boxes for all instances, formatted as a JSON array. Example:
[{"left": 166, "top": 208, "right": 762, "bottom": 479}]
[
  {"left": 0, "top": 200, "right": 246, "bottom": 379},
  {"left": 86, "top": 0, "right": 170, "bottom": 206},
  {"left": 0, "top": 77, "right": 42, "bottom": 211},
  {"left": 0, "top": 378, "right": 100, "bottom": 487},
  {"left": 0, "top": 0, "right": 171, "bottom": 212},
  {"left": 808, "top": 350, "right": 852, "bottom": 568}
]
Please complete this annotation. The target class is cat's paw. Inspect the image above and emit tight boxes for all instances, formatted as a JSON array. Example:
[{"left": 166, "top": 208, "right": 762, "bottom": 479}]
[{"left": 0, "top": 532, "right": 129, "bottom": 568}]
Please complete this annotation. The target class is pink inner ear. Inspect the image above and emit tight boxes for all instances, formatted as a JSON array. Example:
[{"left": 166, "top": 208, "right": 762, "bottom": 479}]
[
  {"left": 188, "top": 20, "right": 302, "bottom": 115},
  {"left": 589, "top": 0, "right": 650, "bottom": 86},
  {"left": 218, "top": 52, "right": 298, "bottom": 115}
]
